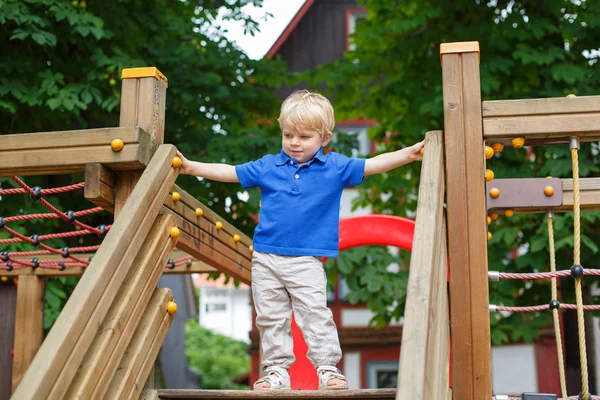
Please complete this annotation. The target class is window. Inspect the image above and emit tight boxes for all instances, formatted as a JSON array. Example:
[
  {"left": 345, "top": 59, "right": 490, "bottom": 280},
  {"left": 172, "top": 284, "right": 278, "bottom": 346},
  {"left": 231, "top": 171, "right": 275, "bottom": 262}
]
[
  {"left": 205, "top": 303, "right": 227, "bottom": 313},
  {"left": 333, "top": 126, "right": 371, "bottom": 157},
  {"left": 346, "top": 8, "right": 368, "bottom": 51},
  {"left": 367, "top": 361, "right": 398, "bottom": 388}
]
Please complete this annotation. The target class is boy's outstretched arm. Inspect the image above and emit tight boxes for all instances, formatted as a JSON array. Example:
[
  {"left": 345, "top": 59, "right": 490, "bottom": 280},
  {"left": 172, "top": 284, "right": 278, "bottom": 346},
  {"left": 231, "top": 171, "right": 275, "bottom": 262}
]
[
  {"left": 176, "top": 150, "right": 239, "bottom": 183},
  {"left": 364, "top": 141, "right": 424, "bottom": 176}
]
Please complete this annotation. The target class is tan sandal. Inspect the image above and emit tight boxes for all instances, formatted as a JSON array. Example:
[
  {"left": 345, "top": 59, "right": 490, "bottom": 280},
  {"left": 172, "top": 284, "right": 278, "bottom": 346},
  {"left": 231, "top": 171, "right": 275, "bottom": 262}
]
[
  {"left": 253, "top": 366, "right": 291, "bottom": 390},
  {"left": 317, "top": 366, "right": 348, "bottom": 390}
]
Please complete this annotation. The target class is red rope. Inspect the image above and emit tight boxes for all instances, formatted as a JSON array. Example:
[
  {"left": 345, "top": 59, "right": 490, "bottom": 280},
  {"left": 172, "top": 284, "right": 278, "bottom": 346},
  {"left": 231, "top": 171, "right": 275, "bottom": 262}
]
[
  {"left": 0, "top": 182, "right": 85, "bottom": 195},
  {"left": 1, "top": 255, "right": 195, "bottom": 271},
  {"left": 4, "top": 207, "right": 103, "bottom": 222},
  {"left": 496, "top": 304, "right": 600, "bottom": 312},
  {"left": 0, "top": 225, "right": 111, "bottom": 245},
  {"left": 10, "top": 177, "right": 102, "bottom": 235},
  {"left": 498, "top": 269, "right": 600, "bottom": 280}
]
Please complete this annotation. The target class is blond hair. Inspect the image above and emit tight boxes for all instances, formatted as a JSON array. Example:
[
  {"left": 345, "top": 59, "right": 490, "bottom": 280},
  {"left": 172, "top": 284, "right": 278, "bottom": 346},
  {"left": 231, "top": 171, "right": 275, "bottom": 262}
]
[{"left": 277, "top": 90, "right": 334, "bottom": 135}]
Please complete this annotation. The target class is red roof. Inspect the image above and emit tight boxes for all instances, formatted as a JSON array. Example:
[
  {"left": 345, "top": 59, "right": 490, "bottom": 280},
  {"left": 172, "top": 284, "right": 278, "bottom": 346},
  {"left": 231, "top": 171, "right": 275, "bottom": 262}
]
[{"left": 265, "top": 0, "right": 315, "bottom": 58}]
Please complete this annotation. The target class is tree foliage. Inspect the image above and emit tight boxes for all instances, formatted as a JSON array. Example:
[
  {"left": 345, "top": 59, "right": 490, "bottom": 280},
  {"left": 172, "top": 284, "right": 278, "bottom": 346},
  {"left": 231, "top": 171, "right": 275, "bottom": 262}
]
[
  {"left": 0, "top": 0, "right": 285, "bottom": 327},
  {"left": 307, "top": 0, "right": 600, "bottom": 344},
  {"left": 185, "top": 320, "right": 250, "bottom": 389}
]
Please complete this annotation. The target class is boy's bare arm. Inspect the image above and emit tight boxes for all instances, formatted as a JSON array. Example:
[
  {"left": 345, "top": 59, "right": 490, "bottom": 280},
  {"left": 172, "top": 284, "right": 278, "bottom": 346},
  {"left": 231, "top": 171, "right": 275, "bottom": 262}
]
[
  {"left": 176, "top": 151, "right": 239, "bottom": 183},
  {"left": 364, "top": 141, "right": 424, "bottom": 176}
]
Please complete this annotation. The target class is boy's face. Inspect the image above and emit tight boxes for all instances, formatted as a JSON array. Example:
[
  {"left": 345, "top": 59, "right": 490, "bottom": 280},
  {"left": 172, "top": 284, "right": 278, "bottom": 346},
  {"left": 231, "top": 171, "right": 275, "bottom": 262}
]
[{"left": 281, "top": 127, "right": 332, "bottom": 164}]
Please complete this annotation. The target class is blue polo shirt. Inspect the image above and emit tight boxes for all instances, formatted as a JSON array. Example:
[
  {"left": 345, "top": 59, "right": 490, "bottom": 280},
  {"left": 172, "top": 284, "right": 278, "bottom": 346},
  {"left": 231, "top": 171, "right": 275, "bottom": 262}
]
[{"left": 235, "top": 149, "right": 366, "bottom": 258}]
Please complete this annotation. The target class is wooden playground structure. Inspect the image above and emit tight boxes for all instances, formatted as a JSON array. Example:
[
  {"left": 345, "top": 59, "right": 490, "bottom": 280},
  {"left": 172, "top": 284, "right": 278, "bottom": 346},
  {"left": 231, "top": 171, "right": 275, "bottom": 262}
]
[{"left": 0, "top": 41, "right": 598, "bottom": 399}]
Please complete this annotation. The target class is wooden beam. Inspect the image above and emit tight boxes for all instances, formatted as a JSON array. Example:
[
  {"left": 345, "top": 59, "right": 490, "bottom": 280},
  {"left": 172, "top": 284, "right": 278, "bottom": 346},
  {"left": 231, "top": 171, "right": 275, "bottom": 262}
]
[
  {"left": 397, "top": 131, "right": 446, "bottom": 398},
  {"left": 487, "top": 177, "right": 600, "bottom": 213},
  {"left": 482, "top": 95, "right": 600, "bottom": 146},
  {"left": 0, "top": 127, "right": 153, "bottom": 176},
  {"left": 64, "top": 214, "right": 177, "bottom": 399},
  {"left": 12, "top": 144, "right": 179, "bottom": 399},
  {"left": 441, "top": 41, "right": 492, "bottom": 399},
  {"left": 0, "top": 284, "right": 17, "bottom": 400},
  {"left": 84, "top": 163, "right": 117, "bottom": 213},
  {"left": 104, "top": 288, "right": 174, "bottom": 399},
  {"left": 11, "top": 276, "right": 45, "bottom": 393}
]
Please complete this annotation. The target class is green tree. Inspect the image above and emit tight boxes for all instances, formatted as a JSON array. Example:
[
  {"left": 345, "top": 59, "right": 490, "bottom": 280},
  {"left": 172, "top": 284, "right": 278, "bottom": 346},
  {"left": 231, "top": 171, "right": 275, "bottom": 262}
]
[
  {"left": 0, "top": 0, "right": 286, "bottom": 327},
  {"left": 185, "top": 320, "right": 250, "bottom": 389},
  {"left": 305, "top": 0, "right": 600, "bottom": 344}
]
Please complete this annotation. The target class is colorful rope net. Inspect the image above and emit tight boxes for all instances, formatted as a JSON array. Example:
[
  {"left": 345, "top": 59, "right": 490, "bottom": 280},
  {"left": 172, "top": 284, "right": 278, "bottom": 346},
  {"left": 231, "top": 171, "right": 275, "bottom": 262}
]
[
  {"left": 488, "top": 139, "right": 594, "bottom": 400},
  {"left": 0, "top": 176, "right": 192, "bottom": 273}
]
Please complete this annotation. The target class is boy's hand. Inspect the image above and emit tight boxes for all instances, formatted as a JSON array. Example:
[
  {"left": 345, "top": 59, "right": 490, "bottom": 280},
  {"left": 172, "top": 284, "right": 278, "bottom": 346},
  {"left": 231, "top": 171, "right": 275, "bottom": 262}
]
[
  {"left": 175, "top": 150, "right": 191, "bottom": 175},
  {"left": 407, "top": 141, "right": 425, "bottom": 162}
]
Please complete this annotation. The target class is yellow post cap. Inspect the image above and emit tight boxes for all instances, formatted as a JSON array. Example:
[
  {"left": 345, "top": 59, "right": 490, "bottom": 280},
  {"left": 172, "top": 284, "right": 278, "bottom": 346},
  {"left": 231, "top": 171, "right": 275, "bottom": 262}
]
[
  {"left": 121, "top": 67, "right": 168, "bottom": 88},
  {"left": 440, "top": 41, "right": 480, "bottom": 64}
]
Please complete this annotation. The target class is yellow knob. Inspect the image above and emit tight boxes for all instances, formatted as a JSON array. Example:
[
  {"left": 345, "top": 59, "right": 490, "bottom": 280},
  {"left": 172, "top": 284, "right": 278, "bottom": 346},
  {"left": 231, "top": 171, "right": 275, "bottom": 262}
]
[
  {"left": 170, "top": 226, "right": 180, "bottom": 238},
  {"left": 167, "top": 301, "right": 178, "bottom": 315},
  {"left": 215, "top": 221, "right": 223, "bottom": 230},
  {"left": 172, "top": 156, "right": 182, "bottom": 168},
  {"left": 487, "top": 232, "right": 492, "bottom": 241},
  {"left": 485, "top": 146, "right": 494, "bottom": 159},
  {"left": 485, "top": 169, "right": 494, "bottom": 182},
  {"left": 0, "top": 276, "right": 7, "bottom": 282},
  {"left": 487, "top": 216, "right": 492, "bottom": 225},
  {"left": 567, "top": 94, "right": 577, "bottom": 98},
  {"left": 233, "top": 234, "right": 241, "bottom": 243},
  {"left": 195, "top": 208, "right": 203, "bottom": 217},
  {"left": 171, "top": 192, "right": 180, "bottom": 202},
  {"left": 420, "top": 147, "right": 424, "bottom": 156},
  {"left": 489, "top": 212, "right": 499, "bottom": 220},
  {"left": 511, "top": 138, "right": 525, "bottom": 148},
  {"left": 544, "top": 186, "right": 554, "bottom": 197},
  {"left": 249, "top": 245, "right": 254, "bottom": 253},
  {"left": 111, "top": 138, "right": 124, "bottom": 152},
  {"left": 504, "top": 209, "right": 514, "bottom": 217},
  {"left": 489, "top": 188, "right": 500, "bottom": 198},
  {"left": 491, "top": 143, "right": 504, "bottom": 153}
]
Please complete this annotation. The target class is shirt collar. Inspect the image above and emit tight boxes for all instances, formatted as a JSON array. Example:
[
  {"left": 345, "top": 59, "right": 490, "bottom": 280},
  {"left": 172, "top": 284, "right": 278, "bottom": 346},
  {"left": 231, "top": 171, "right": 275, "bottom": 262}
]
[{"left": 275, "top": 148, "right": 328, "bottom": 166}]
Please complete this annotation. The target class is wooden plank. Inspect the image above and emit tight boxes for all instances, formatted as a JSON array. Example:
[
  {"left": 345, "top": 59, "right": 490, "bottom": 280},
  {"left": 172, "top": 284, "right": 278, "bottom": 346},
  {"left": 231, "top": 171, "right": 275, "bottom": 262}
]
[
  {"left": 11, "top": 276, "right": 45, "bottom": 393},
  {"left": 84, "top": 163, "right": 117, "bottom": 213},
  {"left": 0, "top": 126, "right": 145, "bottom": 151},
  {"left": 127, "top": 301, "right": 174, "bottom": 400},
  {"left": 423, "top": 214, "right": 450, "bottom": 400},
  {"left": 441, "top": 46, "right": 492, "bottom": 399},
  {"left": 175, "top": 228, "right": 251, "bottom": 284},
  {"left": 0, "top": 284, "right": 17, "bottom": 400},
  {"left": 155, "top": 388, "right": 398, "bottom": 398},
  {"left": 104, "top": 288, "right": 173, "bottom": 399},
  {"left": 174, "top": 185, "right": 253, "bottom": 248},
  {"left": 63, "top": 214, "right": 177, "bottom": 399},
  {"left": 163, "top": 199, "right": 252, "bottom": 263},
  {"left": 11, "top": 144, "right": 178, "bottom": 400},
  {"left": 397, "top": 131, "right": 445, "bottom": 398},
  {"left": 482, "top": 95, "right": 600, "bottom": 117},
  {"left": 483, "top": 113, "right": 600, "bottom": 145}
]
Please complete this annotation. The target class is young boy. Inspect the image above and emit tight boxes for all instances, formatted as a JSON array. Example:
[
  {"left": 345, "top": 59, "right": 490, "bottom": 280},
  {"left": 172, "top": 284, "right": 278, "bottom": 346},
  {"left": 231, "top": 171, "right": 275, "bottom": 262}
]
[{"left": 176, "top": 90, "right": 423, "bottom": 390}]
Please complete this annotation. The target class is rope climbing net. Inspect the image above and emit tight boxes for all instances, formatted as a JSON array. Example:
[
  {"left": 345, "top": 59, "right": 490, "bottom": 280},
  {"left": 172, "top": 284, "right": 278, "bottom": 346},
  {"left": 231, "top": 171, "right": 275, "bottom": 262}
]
[
  {"left": 488, "top": 138, "right": 594, "bottom": 399},
  {"left": 0, "top": 176, "right": 192, "bottom": 274}
]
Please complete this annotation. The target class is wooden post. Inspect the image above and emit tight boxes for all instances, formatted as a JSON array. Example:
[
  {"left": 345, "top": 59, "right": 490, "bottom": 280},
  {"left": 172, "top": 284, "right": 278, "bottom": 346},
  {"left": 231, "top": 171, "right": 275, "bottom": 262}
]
[
  {"left": 440, "top": 41, "right": 492, "bottom": 399},
  {"left": 117, "top": 67, "right": 168, "bottom": 388},
  {"left": 11, "top": 276, "right": 45, "bottom": 393},
  {"left": 0, "top": 283, "right": 17, "bottom": 400},
  {"left": 115, "top": 67, "right": 168, "bottom": 216}
]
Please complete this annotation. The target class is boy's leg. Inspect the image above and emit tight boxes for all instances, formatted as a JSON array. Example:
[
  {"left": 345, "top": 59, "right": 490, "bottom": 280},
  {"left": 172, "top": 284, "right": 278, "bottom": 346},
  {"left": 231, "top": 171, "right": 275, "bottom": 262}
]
[
  {"left": 251, "top": 251, "right": 295, "bottom": 382},
  {"left": 278, "top": 255, "right": 343, "bottom": 369}
]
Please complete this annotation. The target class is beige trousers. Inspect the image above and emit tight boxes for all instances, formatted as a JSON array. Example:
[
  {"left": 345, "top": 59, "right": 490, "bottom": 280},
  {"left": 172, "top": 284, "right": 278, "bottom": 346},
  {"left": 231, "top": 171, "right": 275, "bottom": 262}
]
[{"left": 252, "top": 251, "right": 342, "bottom": 369}]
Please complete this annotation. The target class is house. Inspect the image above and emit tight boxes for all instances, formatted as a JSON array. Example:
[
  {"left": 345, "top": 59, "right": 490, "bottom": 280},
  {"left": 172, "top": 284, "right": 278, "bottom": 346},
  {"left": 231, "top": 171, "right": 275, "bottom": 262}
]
[{"left": 249, "top": 0, "right": 580, "bottom": 394}]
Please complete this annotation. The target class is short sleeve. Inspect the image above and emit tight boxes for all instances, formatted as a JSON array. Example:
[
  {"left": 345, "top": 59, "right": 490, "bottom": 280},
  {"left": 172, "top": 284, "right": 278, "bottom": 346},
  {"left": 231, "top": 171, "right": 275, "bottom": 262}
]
[
  {"left": 334, "top": 153, "right": 366, "bottom": 187},
  {"left": 235, "top": 156, "right": 267, "bottom": 189}
]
